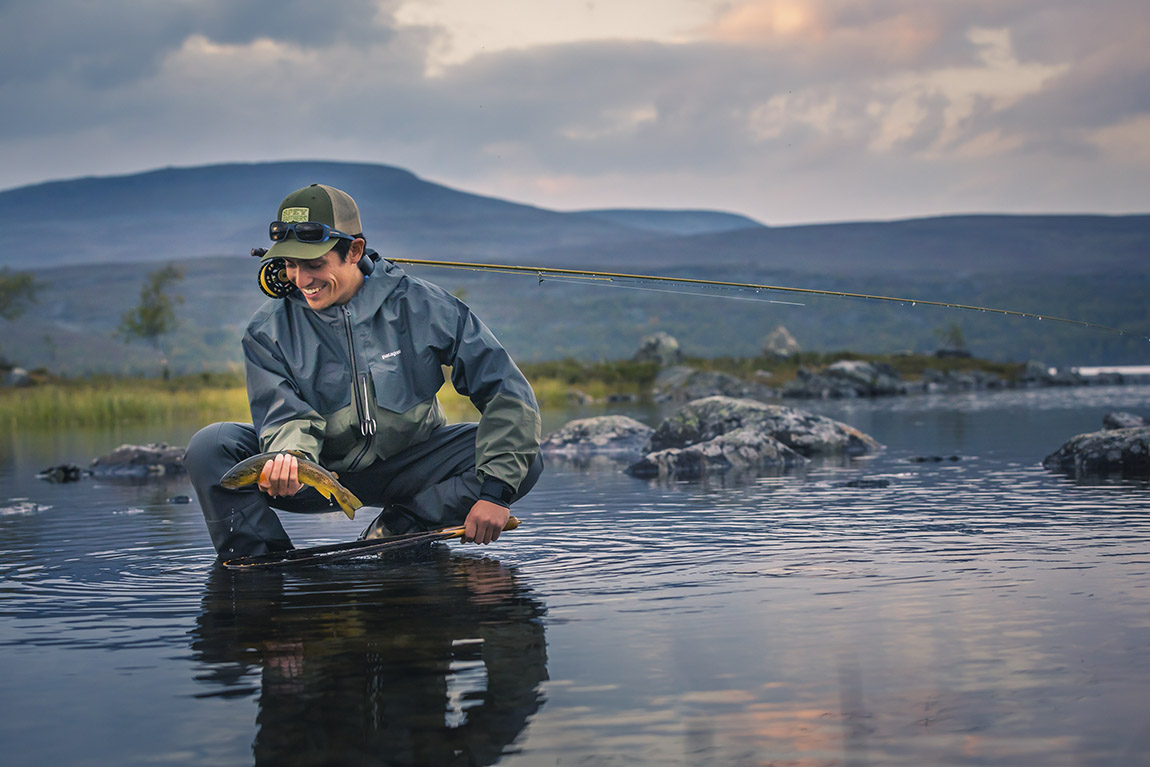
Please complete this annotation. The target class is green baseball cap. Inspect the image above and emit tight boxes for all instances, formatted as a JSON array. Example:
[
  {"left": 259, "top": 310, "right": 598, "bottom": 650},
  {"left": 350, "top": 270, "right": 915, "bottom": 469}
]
[{"left": 264, "top": 183, "right": 363, "bottom": 260}]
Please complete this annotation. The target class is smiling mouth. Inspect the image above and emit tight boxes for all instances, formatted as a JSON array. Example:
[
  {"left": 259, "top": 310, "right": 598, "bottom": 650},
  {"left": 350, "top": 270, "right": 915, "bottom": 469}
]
[{"left": 301, "top": 286, "right": 324, "bottom": 296}]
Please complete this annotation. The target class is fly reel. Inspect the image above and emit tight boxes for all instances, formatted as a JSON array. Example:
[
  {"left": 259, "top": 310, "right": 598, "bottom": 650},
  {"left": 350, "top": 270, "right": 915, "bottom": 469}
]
[{"left": 251, "top": 248, "right": 295, "bottom": 299}]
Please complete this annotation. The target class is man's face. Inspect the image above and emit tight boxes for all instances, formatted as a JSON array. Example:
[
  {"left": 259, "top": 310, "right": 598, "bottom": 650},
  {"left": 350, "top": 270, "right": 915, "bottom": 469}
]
[{"left": 283, "top": 249, "right": 363, "bottom": 310}]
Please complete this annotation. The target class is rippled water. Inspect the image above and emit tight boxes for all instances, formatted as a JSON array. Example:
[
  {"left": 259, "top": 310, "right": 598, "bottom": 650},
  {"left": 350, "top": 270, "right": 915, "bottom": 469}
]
[{"left": 2, "top": 387, "right": 1149, "bottom": 766}]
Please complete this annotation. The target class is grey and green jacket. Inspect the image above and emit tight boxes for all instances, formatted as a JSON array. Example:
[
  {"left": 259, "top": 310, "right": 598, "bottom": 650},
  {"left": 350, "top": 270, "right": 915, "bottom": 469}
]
[{"left": 242, "top": 260, "right": 541, "bottom": 501}]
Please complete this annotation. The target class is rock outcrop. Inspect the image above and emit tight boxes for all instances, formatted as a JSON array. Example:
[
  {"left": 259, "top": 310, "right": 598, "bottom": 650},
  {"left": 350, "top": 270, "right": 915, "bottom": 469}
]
[
  {"left": 652, "top": 366, "right": 777, "bottom": 403},
  {"left": 1043, "top": 426, "right": 1150, "bottom": 480},
  {"left": 626, "top": 396, "right": 881, "bottom": 480},
  {"left": 90, "top": 443, "right": 186, "bottom": 479}
]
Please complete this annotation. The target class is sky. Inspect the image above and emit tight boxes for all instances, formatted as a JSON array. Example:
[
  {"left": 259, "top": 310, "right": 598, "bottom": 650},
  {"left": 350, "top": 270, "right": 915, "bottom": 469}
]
[{"left": 1, "top": 0, "right": 1148, "bottom": 225}]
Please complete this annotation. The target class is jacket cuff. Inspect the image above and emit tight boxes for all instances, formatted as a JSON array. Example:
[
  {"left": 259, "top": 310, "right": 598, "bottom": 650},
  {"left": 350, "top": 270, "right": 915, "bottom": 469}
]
[{"left": 479, "top": 477, "right": 516, "bottom": 507}]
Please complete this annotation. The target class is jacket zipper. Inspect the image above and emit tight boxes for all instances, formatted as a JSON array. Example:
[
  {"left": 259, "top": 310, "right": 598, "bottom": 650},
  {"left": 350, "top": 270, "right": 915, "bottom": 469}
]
[{"left": 343, "top": 307, "right": 376, "bottom": 470}]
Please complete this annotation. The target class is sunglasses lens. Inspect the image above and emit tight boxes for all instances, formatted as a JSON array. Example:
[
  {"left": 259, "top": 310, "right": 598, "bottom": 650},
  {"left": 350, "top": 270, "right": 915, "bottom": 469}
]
[
  {"left": 269, "top": 222, "right": 289, "bottom": 241},
  {"left": 293, "top": 222, "right": 327, "bottom": 243}
]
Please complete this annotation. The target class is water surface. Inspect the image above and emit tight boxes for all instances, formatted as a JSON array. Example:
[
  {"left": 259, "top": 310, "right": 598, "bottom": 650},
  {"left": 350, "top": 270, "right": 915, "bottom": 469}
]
[{"left": 2, "top": 387, "right": 1149, "bottom": 766}]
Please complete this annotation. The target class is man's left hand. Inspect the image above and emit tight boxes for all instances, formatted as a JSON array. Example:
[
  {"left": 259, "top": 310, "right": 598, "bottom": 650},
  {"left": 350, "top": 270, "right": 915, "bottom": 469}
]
[{"left": 465, "top": 500, "right": 511, "bottom": 545}]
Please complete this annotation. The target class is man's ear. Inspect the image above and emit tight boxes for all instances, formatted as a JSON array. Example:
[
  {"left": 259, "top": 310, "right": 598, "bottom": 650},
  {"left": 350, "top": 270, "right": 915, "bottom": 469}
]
[{"left": 348, "top": 238, "right": 366, "bottom": 264}]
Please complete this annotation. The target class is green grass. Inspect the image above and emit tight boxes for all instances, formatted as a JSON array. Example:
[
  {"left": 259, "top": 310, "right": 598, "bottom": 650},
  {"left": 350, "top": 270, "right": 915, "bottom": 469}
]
[{"left": 0, "top": 353, "right": 1025, "bottom": 429}]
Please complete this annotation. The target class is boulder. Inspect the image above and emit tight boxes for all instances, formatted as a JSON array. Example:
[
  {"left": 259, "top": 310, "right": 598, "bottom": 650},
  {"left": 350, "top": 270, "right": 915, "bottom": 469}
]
[
  {"left": 649, "top": 395, "right": 880, "bottom": 457},
  {"left": 626, "top": 426, "right": 806, "bottom": 480},
  {"left": 762, "top": 325, "right": 800, "bottom": 358},
  {"left": 823, "top": 360, "right": 905, "bottom": 396},
  {"left": 781, "top": 367, "right": 864, "bottom": 399},
  {"left": 541, "top": 415, "right": 654, "bottom": 457},
  {"left": 632, "top": 332, "right": 682, "bottom": 367},
  {"left": 627, "top": 397, "right": 879, "bottom": 480},
  {"left": 1042, "top": 427, "right": 1150, "bottom": 479},
  {"left": 1103, "top": 411, "right": 1146, "bottom": 430},
  {"left": 652, "top": 366, "right": 777, "bottom": 403},
  {"left": 781, "top": 361, "right": 907, "bottom": 399},
  {"left": 90, "top": 443, "right": 186, "bottom": 479}
]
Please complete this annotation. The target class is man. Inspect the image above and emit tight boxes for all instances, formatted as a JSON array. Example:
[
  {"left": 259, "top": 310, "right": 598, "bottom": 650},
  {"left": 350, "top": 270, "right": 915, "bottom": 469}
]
[{"left": 185, "top": 183, "right": 543, "bottom": 557}]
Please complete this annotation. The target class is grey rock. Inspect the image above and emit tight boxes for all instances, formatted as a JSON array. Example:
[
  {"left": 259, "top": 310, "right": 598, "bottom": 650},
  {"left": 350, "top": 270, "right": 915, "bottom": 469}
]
[
  {"left": 1022, "top": 360, "right": 1051, "bottom": 381},
  {"left": 1043, "top": 426, "right": 1150, "bottom": 479},
  {"left": 762, "top": 325, "right": 801, "bottom": 358},
  {"left": 632, "top": 332, "right": 682, "bottom": 367},
  {"left": 781, "top": 367, "right": 863, "bottom": 399},
  {"left": 626, "top": 426, "right": 807, "bottom": 480},
  {"left": 653, "top": 366, "right": 777, "bottom": 403},
  {"left": 90, "top": 443, "right": 186, "bottom": 479},
  {"left": 1103, "top": 411, "right": 1146, "bottom": 430},
  {"left": 841, "top": 478, "right": 891, "bottom": 488},
  {"left": 541, "top": 415, "right": 654, "bottom": 457},
  {"left": 3, "top": 367, "right": 34, "bottom": 388},
  {"left": 823, "top": 360, "right": 905, "bottom": 396},
  {"left": 566, "top": 389, "right": 595, "bottom": 406},
  {"left": 37, "top": 464, "right": 85, "bottom": 482},
  {"left": 646, "top": 396, "right": 882, "bottom": 458}
]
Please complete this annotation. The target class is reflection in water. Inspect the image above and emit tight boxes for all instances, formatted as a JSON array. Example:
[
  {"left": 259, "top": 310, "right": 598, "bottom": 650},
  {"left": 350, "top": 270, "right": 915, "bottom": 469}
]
[
  {"left": 4, "top": 387, "right": 1150, "bottom": 766},
  {"left": 191, "top": 549, "right": 548, "bottom": 766}
]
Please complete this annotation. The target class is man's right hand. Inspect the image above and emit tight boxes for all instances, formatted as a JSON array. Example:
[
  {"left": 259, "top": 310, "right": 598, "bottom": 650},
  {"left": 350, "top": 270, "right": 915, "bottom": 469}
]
[{"left": 257, "top": 453, "right": 304, "bottom": 498}]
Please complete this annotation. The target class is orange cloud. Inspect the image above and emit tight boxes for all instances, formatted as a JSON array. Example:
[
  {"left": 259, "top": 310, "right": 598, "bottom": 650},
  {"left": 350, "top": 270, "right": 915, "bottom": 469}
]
[{"left": 707, "top": 0, "right": 824, "bottom": 42}]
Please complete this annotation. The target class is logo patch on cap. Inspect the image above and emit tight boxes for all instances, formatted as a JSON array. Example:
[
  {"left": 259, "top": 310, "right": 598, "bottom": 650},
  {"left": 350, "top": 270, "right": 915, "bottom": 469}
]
[{"left": 281, "top": 207, "right": 310, "bottom": 223}]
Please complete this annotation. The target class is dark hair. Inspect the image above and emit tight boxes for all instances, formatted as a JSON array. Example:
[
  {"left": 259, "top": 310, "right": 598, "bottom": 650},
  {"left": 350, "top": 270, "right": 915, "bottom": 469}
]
[{"left": 332, "top": 234, "right": 366, "bottom": 261}]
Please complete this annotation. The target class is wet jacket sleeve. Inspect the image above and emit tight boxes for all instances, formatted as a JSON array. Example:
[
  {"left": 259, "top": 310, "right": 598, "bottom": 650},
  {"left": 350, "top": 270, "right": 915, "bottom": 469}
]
[
  {"left": 438, "top": 299, "right": 541, "bottom": 498},
  {"left": 242, "top": 328, "right": 327, "bottom": 462}
]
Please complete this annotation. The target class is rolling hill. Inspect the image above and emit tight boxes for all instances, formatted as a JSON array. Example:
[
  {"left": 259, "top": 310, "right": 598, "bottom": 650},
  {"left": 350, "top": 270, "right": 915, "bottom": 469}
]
[{"left": 2, "top": 161, "right": 1147, "bottom": 374}]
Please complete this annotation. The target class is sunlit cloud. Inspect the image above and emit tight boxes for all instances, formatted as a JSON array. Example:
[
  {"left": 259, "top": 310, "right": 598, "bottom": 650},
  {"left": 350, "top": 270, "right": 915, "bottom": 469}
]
[{"left": 0, "top": 0, "right": 1146, "bottom": 223}]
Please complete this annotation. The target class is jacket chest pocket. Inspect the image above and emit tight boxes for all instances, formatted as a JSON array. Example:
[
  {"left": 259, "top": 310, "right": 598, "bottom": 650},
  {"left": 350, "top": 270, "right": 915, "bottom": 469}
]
[{"left": 368, "top": 350, "right": 446, "bottom": 414}]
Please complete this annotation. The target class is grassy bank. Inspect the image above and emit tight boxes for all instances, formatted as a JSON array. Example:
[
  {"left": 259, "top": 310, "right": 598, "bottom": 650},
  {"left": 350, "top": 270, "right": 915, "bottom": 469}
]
[{"left": 0, "top": 353, "right": 1025, "bottom": 430}]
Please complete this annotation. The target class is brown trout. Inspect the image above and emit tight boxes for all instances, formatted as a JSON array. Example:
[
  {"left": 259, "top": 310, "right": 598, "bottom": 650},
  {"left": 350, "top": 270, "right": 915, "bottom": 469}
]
[{"left": 219, "top": 451, "right": 363, "bottom": 519}]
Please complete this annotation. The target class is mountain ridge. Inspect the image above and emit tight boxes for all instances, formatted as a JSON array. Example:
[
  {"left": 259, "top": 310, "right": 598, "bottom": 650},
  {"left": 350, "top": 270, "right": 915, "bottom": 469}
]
[{"left": 2, "top": 161, "right": 1147, "bottom": 373}]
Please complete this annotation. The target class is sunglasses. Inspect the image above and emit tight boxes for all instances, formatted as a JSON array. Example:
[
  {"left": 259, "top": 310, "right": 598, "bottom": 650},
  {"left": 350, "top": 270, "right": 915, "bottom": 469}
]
[{"left": 269, "top": 221, "right": 356, "bottom": 244}]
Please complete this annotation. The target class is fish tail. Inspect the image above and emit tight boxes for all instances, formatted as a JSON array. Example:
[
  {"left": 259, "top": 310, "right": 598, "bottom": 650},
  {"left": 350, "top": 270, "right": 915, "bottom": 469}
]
[{"left": 334, "top": 488, "right": 362, "bottom": 519}]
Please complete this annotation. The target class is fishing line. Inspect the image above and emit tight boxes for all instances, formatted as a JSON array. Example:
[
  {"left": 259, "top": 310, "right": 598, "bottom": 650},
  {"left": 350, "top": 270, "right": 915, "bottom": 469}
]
[
  {"left": 390, "top": 257, "right": 1143, "bottom": 338},
  {"left": 535, "top": 274, "right": 807, "bottom": 306}
]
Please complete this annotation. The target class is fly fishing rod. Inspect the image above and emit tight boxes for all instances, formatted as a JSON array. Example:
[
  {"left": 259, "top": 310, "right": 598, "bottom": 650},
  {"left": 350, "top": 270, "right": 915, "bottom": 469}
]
[{"left": 389, "top": 257, "right": 1144, "bottom": 339}]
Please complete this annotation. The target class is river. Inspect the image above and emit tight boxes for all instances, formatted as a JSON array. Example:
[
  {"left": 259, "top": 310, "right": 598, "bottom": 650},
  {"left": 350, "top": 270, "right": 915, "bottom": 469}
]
[{"left": 1, "top": 385, "right": 1148, "bottom": 766}]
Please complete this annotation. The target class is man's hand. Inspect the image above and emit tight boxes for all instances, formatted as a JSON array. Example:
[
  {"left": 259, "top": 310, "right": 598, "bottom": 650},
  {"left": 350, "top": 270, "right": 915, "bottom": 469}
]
[
  {"left": 465, "top": 500, "right": 511, "bottom": 545},
  {"left": 257, "top": 453, "right": 305, "bottom": 498}
]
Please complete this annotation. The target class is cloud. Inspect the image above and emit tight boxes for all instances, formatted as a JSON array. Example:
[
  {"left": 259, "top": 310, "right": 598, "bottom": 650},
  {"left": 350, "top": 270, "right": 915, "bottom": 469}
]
[{"left": 0, "top": 0, "right": 1147, "bottom": 222}]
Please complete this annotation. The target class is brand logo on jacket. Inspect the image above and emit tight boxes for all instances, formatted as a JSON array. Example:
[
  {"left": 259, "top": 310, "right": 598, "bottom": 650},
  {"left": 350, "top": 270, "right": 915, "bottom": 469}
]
[{"left": 381, "top": 350, "right": 402, "bottom": 360}]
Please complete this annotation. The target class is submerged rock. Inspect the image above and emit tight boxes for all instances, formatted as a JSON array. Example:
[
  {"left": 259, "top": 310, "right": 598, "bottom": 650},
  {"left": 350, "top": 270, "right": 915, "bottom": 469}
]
[
  {"left": 1042, "top": 427, "right": 1150, "bottom": 480},
  {"left": 541, "top": 415, "right": 654, "bottom": 457},
  {"left": 90, "top": 443, "right": 186, "bottom": 479},
  {"left": 627, "top": 396, "right": 881, "bottom": 480},
  {"left": 840, "top": 478, "right": 891, "bottom": 488},
  {"left": 37, "top": 464, "right": 85, "bottom": 483}
]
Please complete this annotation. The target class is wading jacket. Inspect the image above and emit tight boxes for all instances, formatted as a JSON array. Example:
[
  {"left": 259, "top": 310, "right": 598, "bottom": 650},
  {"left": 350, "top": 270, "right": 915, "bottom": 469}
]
[{"left": 242, "top": 260, "right": 541, "bottom": 499}]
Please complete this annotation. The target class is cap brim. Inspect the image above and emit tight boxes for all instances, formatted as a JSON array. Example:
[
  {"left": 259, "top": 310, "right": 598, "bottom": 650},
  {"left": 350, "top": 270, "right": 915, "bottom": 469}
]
[{"left": 263, "top": 238, "right": 338, "bottom": 260}]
